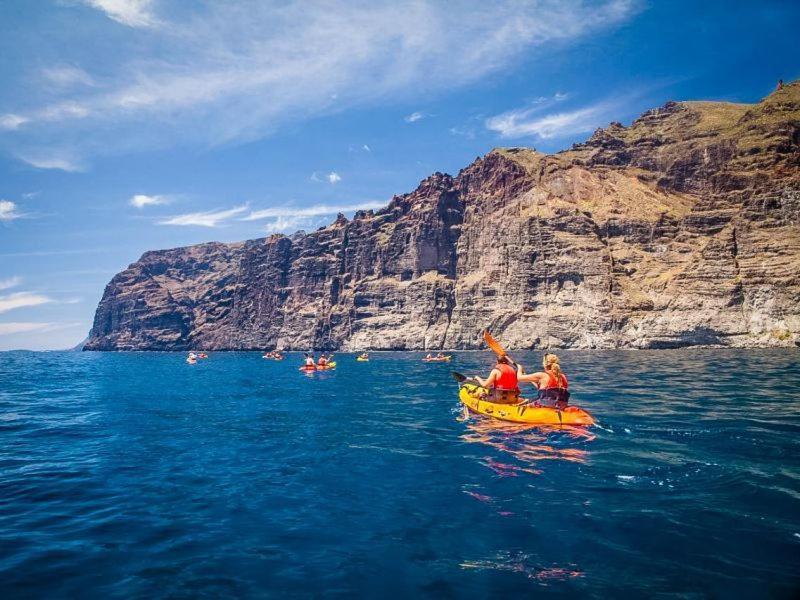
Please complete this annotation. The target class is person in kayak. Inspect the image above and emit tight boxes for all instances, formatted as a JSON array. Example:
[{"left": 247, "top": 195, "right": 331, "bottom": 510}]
[
  {"left": 517, "top": 353, "right": 570, "bottom": 408},
  {"left": 304, "top": 353, "right": 316, "bottom": 367},
  {"left": 474, "top": 355, "right": 520, "bottom": 403}
]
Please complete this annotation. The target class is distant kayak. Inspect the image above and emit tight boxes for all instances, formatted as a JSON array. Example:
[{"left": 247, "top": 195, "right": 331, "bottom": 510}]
[
  {"left": 299, "top": 361, "right": 337, "bottom": 372},
  {"left": 356, "top": 357, "right": 369, "bottom": 362},
  {"left": 186, "top": 358, "right": 197, "bottom": 365},
  {"left": 423, "top": 356, "right": 452, "bottom": 362},
  {"left": 459, "top": 383, "right": 594, "bottom": 426}
]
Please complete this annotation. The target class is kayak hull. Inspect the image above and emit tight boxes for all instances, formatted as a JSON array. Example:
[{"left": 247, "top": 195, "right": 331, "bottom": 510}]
[{"left": 459, "top": 383, "right": 594, "bottom": 426}]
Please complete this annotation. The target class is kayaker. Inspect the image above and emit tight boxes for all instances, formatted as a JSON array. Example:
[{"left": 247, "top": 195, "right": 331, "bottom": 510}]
[
  {"left": 474, "top": 355, "right": 520, "bottom": 403},
  {"left": 304, "top": 353, "right": 316, "bottom": 367},
  {"left": 517, "top": 353, "right": 570, "bottom": 408}
]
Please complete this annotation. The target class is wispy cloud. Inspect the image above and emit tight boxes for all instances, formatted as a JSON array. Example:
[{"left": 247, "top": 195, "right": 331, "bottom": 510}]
[
  {"left": 243, "top": 201, "right": 383, "bottom": 222},
  {"left": 41, "top": 65, "right": 95, "bottom": 88},
  {"left": 0, "top": 277, "right": 22, "bottom": 291},
  {"left": 158, "top": 205, "right": 248, "bottom": 227},
  {"left": 486, "top": 97, "right": 614, "bottom": 140},
  {"left": 0, "top": 200, "right": 21, "bottom": 222},
  {"left": 0, "top": 114, "right": 29, "bottom": 130},
  {"left": 81, "top": 0, "right": 158, "bottom": 28},
  {"left": 0, "top": 292, "right": 54, "bottom": 314},
  {"left": 327, "top": 171, "right": 341, "bottom": 184},
  {"left": 404, "top": 111, "right": 425, "bottom": 123},
  {"left": 130, "top": 194, "right": 169, "bottom": 208},
  {"left": 244, "top": 200, "right": 384, "bottom": 233},
  {"left": 0, "top": 322, "right": 84, "bottom": 336},
  {"left": 17, "top": 153, "right": 85, "bottom": 172},
  {"left": 362, "top": 144, "right": 371, "bottom": 152},
  {"left": 2, "top": 1, "right": 637, "bottom": 165}
]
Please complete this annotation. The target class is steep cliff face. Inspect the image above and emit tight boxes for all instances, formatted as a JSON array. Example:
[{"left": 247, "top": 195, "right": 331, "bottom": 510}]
[{"left": 85, "top": 82, "right": 800, "bottom": 350}]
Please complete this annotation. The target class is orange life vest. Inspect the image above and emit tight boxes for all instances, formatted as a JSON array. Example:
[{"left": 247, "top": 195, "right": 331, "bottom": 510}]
[
  {"left": 494, "top": 363, "right": 519, "bottom": 391},
  {"left": 538, "top": 370, "right": 570, "bottom": 405}
]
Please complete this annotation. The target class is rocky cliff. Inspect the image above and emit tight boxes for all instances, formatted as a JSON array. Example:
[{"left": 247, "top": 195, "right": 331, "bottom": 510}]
[{"left": 85, "top": 82, "right": 800, "bottom": 350}]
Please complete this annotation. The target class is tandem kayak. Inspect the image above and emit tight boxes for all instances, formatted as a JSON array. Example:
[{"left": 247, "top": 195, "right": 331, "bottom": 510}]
[
  {"left": 459, "top": 383, "right": 594, "bottom": 426},
  {"left": 299, "top": 361, "right": 337, "bottom": 372}
]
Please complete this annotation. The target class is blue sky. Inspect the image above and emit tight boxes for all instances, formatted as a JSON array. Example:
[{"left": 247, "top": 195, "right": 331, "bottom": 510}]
[{"left": 0, "top": 0, "right": 798, "bottom": 350}]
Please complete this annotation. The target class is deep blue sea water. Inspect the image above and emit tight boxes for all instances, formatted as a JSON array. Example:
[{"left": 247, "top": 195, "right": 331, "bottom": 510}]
[{"left": 1, "top": 349, "right": 799, "bottom": 598}]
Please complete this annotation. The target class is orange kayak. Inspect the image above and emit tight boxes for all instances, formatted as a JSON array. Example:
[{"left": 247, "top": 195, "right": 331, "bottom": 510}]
[{"left": 459, "top": 383, "right": 594, "bottom": 426}]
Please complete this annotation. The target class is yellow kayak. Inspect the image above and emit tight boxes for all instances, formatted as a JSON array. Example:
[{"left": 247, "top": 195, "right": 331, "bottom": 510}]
[
  {"left": 356, "top": 357, "right": 369, "bottom": 362},
  {"left": 459, "top": 383, "right": 594, "bottom": 426}
]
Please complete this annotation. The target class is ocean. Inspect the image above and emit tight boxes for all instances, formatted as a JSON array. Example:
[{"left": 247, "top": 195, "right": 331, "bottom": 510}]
[{"left": 1, "top": 349, "right": 799, "bottom": 597}]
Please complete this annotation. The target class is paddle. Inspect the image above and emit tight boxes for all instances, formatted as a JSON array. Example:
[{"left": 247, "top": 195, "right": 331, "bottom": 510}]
[
  {"left": 451, "top": 371, "right": 482, "bottom": 387},
  {"left": 483, "top": 330, "right": 519, "bottom": 369}
]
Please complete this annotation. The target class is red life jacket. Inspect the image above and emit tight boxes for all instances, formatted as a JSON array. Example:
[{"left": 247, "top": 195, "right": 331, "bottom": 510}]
[
  {"left": 542, "top": 371, "right": 568, "bottom": 389},
  {"left": 538, "top": 370, "right": 570, "bottom": 405},
  {"left": 494, "top": 363, "right": 519, "bottom": 391}
]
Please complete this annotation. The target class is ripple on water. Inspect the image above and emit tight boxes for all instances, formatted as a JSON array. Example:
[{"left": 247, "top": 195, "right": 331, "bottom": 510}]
[{"left": 0, "top": 349, "right": 798, "bottom": 596}]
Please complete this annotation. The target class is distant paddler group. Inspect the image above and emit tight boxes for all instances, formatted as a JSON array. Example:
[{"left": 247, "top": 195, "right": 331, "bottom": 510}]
[
  {"left": 262, "top": 350, "right": 284, "bottom": 360},
  {"left": 299, "top": 352, "right": 336, "bottom": 372},
  {"left": 186, "top": 351, "right": 208, "bottom": 364},
  {"left": 423, "top": 353, "right": 451, "bottom": 362}
]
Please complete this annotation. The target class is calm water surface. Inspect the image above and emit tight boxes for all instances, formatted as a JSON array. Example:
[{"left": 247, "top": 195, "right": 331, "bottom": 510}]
[{"left": 1, "top": 350, "right": 799, "bottom": 598}]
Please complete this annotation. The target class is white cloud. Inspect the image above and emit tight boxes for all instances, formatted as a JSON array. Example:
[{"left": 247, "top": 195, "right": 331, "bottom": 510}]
[
  {"left": 243, "top": 201, "right": 384, "bottom": 222},
  {"left": 41, "top": 65, "right": 95, "bottom": 88},
  {"left": 0, "top": 277, "right": 22, "bottom": 291},
  {"left": 449, "top": 126, "right": 476, "bottom": 139},
  {"left": 17, "top": 153, "right": 85, "bottom": 172},
  {"left": 404, "top": 111, "right": 425, "bottom": 123},
  {"left": 158, "top": 205, "right": 248, "bottom": 227},
  {"left": 0, "top": 322, "right": 53, "bottom": 335},
  {"left": 0, "top": 200, "right": 21, "bottom": 221},
  {"left": 0, "top": 322, "right": 84, "bottom": 336},
  {"left": 130, "top": 194, "right": 169, "bottom": 208},
  {"left": 0, "top": 114, "right": 29, "bottom": 130},
  {"left": 244, "top": 200, "right": 384, "bottom": 233},
  {"left": 82, "top": 0, "right": 158, "bottom": 28},
  {"left": 327, "top": 171, "right": 341, "bottom": 184},
  {"left": 0, "top": 292, "right": 54, "bottom": 314},
  {"left": 362, "top": 144, "right": 371, "bottom": 152},
  {"left": 486, "top": 100, "right": 612, "bottom": 140},
  {"left": 2, "top": 0, "right": 637, "bottom": 165}
]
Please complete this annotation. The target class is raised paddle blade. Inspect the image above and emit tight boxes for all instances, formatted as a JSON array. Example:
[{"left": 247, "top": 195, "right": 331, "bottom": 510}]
[
  {"left": 483, "top": 330, "right": 517, "bottom": 367},
  {"left": 483, "top": 330, "right": 506, "bottom": 357}
]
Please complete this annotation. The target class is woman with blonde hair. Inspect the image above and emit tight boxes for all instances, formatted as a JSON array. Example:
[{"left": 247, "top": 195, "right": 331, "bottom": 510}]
[{"left": 517, "top": 353, "right": 570, "bottom": 408}]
